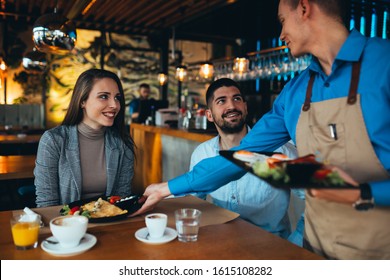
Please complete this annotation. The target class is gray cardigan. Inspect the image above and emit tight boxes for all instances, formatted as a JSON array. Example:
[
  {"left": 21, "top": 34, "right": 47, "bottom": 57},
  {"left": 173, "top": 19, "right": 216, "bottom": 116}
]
[{"left": 34, "top": 125, "right": 134, "bottom": 207}]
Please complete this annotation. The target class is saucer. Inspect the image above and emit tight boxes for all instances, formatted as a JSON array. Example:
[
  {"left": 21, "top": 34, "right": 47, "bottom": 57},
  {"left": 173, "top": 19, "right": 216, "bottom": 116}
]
[
  {"left": 135, "top": 227, "right": 177, "bottom": 244},
  {"left": 41, "top": 233, "right": 97, "bottom": 256}
]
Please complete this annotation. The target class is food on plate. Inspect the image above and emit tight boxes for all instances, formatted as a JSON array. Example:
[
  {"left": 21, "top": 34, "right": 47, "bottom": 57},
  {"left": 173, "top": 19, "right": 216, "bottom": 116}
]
[
  {"left": 82, "top": 198, "right": 128, "bottom": 218},
  {"left": 311, "top": 168, "right": 345, "bottom": 186},
  {"left": 252, "top": 153, "right": 291, "bottom": 183},
  {"left": 61, "top": 196, "right": 128, "bottom": 218},
  {"left": 61, "top": 205, "right": 91, "bottom": 218},
  {"left": 109, "top": 195, "right": 121, "bottom": 204},
  {"left": 252, "top": 153, "right": 345, "bottom": 186},
  {"left": 233, "top": 150, "right": 269, "bottom": 164}
]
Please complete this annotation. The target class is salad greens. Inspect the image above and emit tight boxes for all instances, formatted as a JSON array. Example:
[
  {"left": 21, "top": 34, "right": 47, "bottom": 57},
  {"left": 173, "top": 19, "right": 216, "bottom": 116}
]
[
  {"left": 61, "top": 205, "right": 91, "bottom": 218},
  {"left": 252, "top": 161, "right": 290, "bottom": 183},
  {"left": 252, "top": 156, "right": 345, "bottom": 187}
]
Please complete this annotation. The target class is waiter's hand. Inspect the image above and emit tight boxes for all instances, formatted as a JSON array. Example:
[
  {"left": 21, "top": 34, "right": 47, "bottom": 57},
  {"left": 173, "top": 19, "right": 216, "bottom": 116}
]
[
  {"left": 309, "top": 166, "right": 360, "bottom": 204},
  {"left": 130, "top": 182, "right": 171, "bottom": 216}
]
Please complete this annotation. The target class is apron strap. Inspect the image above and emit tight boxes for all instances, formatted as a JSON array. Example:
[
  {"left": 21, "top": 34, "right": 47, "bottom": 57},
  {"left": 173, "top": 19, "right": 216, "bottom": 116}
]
[
  {"left": 303, "top": 61, "right": 362, "bottom": 110},
  {"left": 303, "top": 72, "right": 315, "bottom": 112},
  {"left": 347, "top": 61, "right": 362, "bottom": 105}
]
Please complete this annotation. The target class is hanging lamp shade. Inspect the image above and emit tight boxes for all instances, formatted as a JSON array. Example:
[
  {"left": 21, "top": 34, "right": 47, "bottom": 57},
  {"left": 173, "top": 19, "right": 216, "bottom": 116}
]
[
  {"left": 22, "top": 49, "right": 47, "bottom": 73},
  {"left": 175, "top": 66, "right": 188, "bottom": 82},
  {"left": 233, "top": 57, "right": 249, "bottom": 74},
  {"left": 0, "top": 57, "right": 6, "bottom": 71},
  {"left": 199, "top": 63, "right": 214, "bottom": 80},
  {"left": 157, "top": 72, "right": 168, "bottom": 86},
  {"left": 32, "top": 12, "right": 77, "bottom": 54}
]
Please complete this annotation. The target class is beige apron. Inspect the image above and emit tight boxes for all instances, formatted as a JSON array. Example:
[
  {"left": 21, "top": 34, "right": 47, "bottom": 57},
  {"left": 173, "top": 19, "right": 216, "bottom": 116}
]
[{"left": 296, "top": 61, "right": 390, "bottom": 259}]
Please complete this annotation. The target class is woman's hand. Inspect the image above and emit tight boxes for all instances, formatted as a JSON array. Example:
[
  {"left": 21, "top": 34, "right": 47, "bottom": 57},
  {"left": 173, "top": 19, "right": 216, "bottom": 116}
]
[
  {"left": 130, "top": 182, "right": 171, "bottom": 216},
  {"left": 308, "top": 166, "right": 361, "bottom": 204}
]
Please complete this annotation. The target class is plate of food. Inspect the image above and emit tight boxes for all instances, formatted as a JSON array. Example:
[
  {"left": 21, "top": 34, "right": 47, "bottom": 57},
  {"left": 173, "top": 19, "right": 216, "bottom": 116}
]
[
  {"left": 60, "top": 194, "right": 146, "bottom": 223},
  {"left": 220, "top": 150, "right": 356, "bottom": 189}
]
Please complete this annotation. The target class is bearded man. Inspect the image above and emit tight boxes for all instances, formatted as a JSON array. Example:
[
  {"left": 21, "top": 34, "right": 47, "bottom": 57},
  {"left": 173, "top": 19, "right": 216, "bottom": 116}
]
[{"left": 189, "top": 78, "right": 303, "bottom": 242}]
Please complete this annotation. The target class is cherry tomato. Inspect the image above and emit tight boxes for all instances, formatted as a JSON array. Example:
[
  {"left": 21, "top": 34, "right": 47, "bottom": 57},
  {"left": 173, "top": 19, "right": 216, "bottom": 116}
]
[
  {"left": 109, "top": 196, "right": 121, "bottom": 204},
  {"left": 69, "top": 206, "right": 80, "bottom": 215},
  {"left": 313, "top": 169, "right": 332, "bottom": 180}
]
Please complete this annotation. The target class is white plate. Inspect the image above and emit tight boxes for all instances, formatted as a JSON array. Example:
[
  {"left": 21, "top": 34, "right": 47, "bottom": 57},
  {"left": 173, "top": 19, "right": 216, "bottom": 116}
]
[
  {"left": 135, "top": 227, "right": 177, "bottom": 245},
  {"left": 41, "top": 233, "right": 97, "bottom": 257}
]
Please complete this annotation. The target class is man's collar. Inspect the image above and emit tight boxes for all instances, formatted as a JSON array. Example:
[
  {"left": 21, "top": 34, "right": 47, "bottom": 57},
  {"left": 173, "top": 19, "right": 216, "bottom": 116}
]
[
  {"left": 336, "top": 29, "right": 367, "bottom": 62},
  {"left": 309, "top": 29, "right": 367, "bottom": 74}
]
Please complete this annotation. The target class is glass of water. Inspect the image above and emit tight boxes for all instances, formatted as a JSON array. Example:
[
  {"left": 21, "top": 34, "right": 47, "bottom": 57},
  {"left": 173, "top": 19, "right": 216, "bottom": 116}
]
[{"left": 175, "top": 208, "right": 202, "bottom": 242}]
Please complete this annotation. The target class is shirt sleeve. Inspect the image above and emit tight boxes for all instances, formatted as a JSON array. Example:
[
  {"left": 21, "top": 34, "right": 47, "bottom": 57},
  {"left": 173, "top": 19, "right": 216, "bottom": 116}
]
[
  {"left": 34, "top": 131, "right": 61, "bottom": 207},
  {"left": 371, "top": 181, "right": 390, "bottom": 206},
  {"left": 129, "top": 99, "right": 139, "bottom": 115}
]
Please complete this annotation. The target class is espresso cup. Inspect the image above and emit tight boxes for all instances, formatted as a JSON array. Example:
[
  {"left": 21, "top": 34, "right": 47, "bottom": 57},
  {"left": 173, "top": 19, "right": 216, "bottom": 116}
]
[
  {"left": 145, "top": 213, "right": 167, "bottom": 239},
  {"left": 50, "top": 215, "right": 88, "bottom": 248}
]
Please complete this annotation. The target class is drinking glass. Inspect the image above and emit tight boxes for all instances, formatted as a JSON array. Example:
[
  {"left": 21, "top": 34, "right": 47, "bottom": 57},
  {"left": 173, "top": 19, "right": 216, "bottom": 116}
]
[
  {"left": 175, "top": 208, "right": 202, "bottom": 242},
  {"left": 10, "top": 214, "right": 41, "bottom": 250}
]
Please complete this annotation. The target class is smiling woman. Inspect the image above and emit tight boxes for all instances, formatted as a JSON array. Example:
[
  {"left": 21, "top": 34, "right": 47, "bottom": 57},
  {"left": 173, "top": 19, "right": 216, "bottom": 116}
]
[
  {"left": 80, "top": 78, "right": 121, "bottom": 130},
  {"left": 34, "top": 69, "right": 136, "bottom": 208}
]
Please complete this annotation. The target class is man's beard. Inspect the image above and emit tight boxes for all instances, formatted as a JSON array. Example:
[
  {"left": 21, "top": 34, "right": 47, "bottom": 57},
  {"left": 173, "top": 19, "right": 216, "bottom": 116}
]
[{"left": 214, "top": 110, "right": 246, "bottom": 134}]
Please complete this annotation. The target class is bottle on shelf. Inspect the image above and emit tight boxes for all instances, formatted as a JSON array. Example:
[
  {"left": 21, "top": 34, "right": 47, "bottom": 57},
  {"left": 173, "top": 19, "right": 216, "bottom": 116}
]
[
  {"left": 150, "top": 105, "right": 156, "bottom": 126},
  {"left": 195, "top": 108, "right": 207, "bottom": 130}
]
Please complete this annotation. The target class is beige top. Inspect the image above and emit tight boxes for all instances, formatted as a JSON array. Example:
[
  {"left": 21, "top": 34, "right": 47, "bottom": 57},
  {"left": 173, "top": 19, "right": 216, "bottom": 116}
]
[{"left": 78, "top": 122, "right": 107, "bottom": 199}]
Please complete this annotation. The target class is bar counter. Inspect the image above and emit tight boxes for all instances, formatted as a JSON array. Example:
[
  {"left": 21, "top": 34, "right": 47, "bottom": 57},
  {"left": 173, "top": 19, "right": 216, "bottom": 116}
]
[{"left": 130, "top": 123, "right": 216, "bottom": 193}]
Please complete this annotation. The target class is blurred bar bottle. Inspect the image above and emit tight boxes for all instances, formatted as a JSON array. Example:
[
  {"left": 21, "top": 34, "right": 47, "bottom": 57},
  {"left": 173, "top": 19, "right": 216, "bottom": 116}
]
[
  {"left": 371, "top": 3, "right": 377, "bottom": 37},
  {"left": 360, "top": 0, "right": 366, "bottom": 36},
  {"left": 383, "top": 8, "right": 388, "bottom": 39}
]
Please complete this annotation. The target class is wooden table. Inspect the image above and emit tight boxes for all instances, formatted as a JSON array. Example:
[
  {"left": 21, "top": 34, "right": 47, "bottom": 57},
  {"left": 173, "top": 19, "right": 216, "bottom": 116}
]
[
  {"left": 0, "top": 155, "right": 36, "bottom": 180},
  {"left": 0, "top": 134, "right": 41, "bottom": 144},
  {"left": 0, "top": 196, "right": 323, "bottom": 260},
  {"left": 0, "top": 134, "right": 41, "bottom": 156}
]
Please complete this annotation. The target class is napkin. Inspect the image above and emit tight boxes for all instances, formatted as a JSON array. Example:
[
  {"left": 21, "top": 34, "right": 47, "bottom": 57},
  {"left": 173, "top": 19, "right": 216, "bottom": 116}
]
[{"left": 19, "top": 207, "right": 40, "bottom": 222}]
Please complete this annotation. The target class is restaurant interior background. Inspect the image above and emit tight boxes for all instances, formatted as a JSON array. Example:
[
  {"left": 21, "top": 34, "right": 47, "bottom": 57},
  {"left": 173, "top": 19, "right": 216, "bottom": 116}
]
[
  {"left": 0, "top": 0, "right": 389, "bottom": 210},
  {"left": 0, "top": 0, "right": 389, "bottom": 129}
]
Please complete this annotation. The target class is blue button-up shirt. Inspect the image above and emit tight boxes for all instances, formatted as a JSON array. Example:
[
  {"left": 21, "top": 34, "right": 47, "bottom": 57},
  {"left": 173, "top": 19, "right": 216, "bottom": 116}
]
[
  {"left": 189, "top": 134, "right": 298, "bottom": 238},
  {"left": 169, "top": 30, "right": 390, "bottom": 206}
]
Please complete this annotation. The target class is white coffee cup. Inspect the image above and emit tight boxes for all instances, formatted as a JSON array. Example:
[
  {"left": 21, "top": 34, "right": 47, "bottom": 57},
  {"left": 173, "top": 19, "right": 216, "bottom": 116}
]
[
  {"left": 50, "top": 215, "right": 88, "bottom": 248},
  {"left": 145, "top": 213, "right": 167, "bottom": 239}
]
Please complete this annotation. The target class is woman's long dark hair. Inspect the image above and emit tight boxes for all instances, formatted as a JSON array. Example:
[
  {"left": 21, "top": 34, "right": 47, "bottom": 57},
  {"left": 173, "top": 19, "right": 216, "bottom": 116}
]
[{"left": 62, "top": 68, "right": 135, "bottom": 154}]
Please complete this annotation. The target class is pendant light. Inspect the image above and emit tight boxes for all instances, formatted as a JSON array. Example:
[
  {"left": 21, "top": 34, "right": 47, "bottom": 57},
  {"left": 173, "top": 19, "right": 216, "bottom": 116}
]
[
  {"left": 233, "top": 57, "right": 249, "bottom": 74},
  {"left": 199, "top": 42, "right": 214, "bottom": 80},
  {"left": 157, "top": 72, "right": 168, "bottom": 86},
  {"left": 32, "top": 2, "right": 77, "bottom": 54},
  {"left": 0, "top": 56, "right": 6, "bottom": 91},
  {"left": 0, "top": 57, "right": 6, "bottom": 71},
  {"left": 199, "top": 63, "right": 214, "bottom": 80},
  {"left": 175, "top": 65, "right": 187, "bottom": 82}
]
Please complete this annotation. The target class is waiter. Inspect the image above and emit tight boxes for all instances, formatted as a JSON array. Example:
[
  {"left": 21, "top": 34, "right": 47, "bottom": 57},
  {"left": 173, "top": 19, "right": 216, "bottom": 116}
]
[{"left": 133, "top": 0, "right": 390, "bottom": 259}]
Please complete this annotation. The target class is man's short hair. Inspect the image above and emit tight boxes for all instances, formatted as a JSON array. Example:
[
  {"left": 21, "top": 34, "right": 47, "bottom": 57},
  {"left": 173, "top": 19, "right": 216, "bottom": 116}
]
[
  {"left": 139, "top": 83, "right": 150, "bottom": 90},
  {"left": 205, "top": 78, "right": 242, "bottom": 106},
  {"left": 282, "top": 0, "right": 348, "bottom": 25}
]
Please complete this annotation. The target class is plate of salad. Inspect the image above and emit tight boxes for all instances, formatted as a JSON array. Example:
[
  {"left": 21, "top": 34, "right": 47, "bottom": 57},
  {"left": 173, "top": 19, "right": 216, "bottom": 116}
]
[{"left": 219, "top": 150, "right": 356, "bottom": 189}]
